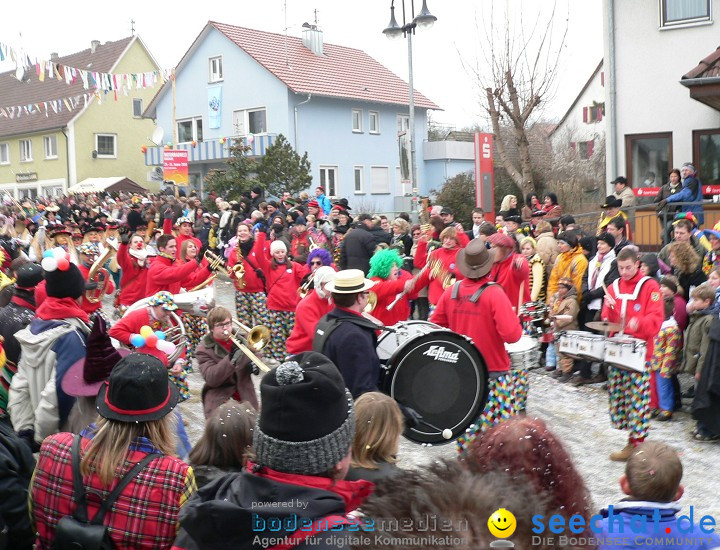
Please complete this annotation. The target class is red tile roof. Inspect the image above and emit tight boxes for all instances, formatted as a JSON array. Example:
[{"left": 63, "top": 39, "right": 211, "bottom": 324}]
[
  {"left": 683, "top": 46, "right": 720, "bottom": 79},
  {"left": 0, "top": 37, "right": 134, "bottom": 139},
  {"left": 209, "top": 22, "right": 440, "bottom": 110}
]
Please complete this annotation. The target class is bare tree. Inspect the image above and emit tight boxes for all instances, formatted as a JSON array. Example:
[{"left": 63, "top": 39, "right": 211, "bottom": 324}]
[{"left": 462, "top": 1, "right": 568, "bottom": 195}]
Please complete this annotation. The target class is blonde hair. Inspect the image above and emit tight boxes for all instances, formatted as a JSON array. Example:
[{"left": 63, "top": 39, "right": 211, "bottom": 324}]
[
  {"left": 351, "top": 392, "right": 404, "bottom": 470},
  {"left": 392, "top": 218, "right": 409, "bottom": 233},
  {"left": 626, "top": 441, "right": 682, "bottom": 502},
  {"left": 691, "top": 282, "right": 716, "bottom": 303},
  {"left": 535, "top": 221, "right": 552, "bottom": 234},
  {"left": 500, "top": 195, "right": 517, "bottom": 212},
  {"left": 667, "top": 241, "right": 700, "bottom": 274},
  {"left": 189, "top": 400, "right": 257, "bottom": 469},
  {"left": 80, "top": 415, "right": 176, "bottom": 486},
  {"left": 180, "top": 239, "right": 198, "bottom": 262},
  {"left": 439, "top": 226, "right": 458, "bottom": 243}
]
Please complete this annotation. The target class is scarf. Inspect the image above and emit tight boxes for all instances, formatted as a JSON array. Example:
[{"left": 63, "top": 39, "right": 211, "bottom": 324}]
[
  {"left": 239, "top": 238, "right": 254, "bottom": 257},
  {"left": 36, "top": 297, "right": 90, "bottom": 323},
  {"left": 11, "top": 292, "right": 36, "bottom": 311},
  {"left": 158, "top": 251, "right": 175, "bottom": 262},
  {"left": 591, "top": 253, "right": 606, "bottom": 288}
]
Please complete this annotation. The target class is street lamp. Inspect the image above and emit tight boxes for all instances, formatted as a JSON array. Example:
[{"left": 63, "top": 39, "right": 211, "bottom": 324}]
[{"left": 383, "top": 0, "right": 436, "bottom": 218}]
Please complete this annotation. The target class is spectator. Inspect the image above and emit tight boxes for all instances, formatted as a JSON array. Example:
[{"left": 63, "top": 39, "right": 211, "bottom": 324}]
[
  {"left": 340, "top": 214, "right": 376, "bottom": 274},
  {"left": 541, "top": 192, "right": 562, "bottom": 223},
  {"left": 607, "top": 216, "right": 632, "bottom": 255},
  {"left": 346, "top": 392, "right": 404, "bottom": 484},
  {"left": 611, "top": 176, "right": 636, "bottom": 209},
  {"left": 681, "top": 283, "right": 715, "bottom": 410},
  {"left": 546, "top": 231, "right": 588, "bottom": 304},
  {"left": 639, "top": 252, "right": 661, "bottom": 279},
  {"left": 520, "top": 236, "right": 546, "bottom": 303},
  {"left": 521, "top": 192, "right": 541, "bottom": 221},
  {"left": 547, "top": 277, "right": 580, "bottom": 382},
  {"left": 702, "top": 221, "right": 720, "bottom": 274},
  {"left": 579, "top": 232, "right": 616, "bottom": 338},
  {"left": 659, "top": 276, "right": 688, "bottom": 333},
  {"left": 534, "top": 220, "right": 558, "bottom": 279},
  {"left": 188, "top": 400, "right": 257, "bottom": 489},
  {"left": 667, "top": 241, "right": 707, "bottom": 301},
  {"left": 660, "top": 162, "right": 704, "bottom": 226},
  {"left": 597, "top": 196, "right": 632, "bottom": 240},
  {"left": 314, "top": 186, "right": 332, "bottom": 215},
  {"left": 466, "top": 207, "right": 486, "bottom": 239},
  {"left": 499, "top": 194, "right": 521, "bottom": 218},
  {"left": 654, "top": 168, "right": 683, "bottom": 244},
  {"left": 692, "top": 310, "right": 720, "bottom": 441},
  {"left": 390, "top": 217, "right": 413, "bottom": 261},
  {"left": 649, "top": 297, "right": 682, "bottom": 421}
]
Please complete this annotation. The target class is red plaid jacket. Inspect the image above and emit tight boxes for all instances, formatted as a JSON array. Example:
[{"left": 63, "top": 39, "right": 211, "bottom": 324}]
[{"left": 30, "top": 431, "right": 196, "bottom": 550}]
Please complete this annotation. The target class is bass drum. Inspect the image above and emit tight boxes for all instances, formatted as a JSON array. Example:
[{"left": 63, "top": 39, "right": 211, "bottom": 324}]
[{"left": 377, "top": 321, "right": 489, "bottom": 445}]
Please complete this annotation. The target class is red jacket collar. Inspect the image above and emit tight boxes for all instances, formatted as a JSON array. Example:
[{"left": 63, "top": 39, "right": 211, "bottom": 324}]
[{"left": 36, "top": 297, "right": 90, "bottom": 323}]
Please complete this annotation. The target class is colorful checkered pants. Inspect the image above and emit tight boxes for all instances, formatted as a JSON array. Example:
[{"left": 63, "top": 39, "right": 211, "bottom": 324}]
[
  {"left": 235, "top": 291, "right": 270, "bottom": 330},
  {"left": 511, "top": 368, "right": 529, "bottom": 413},
  {"left": 169, "top": 370, "right": 190, "bottom": 401},
  {"left": 457, "top": 373, "right": 516, "bottom": 452},
  {"left": 268, "top": 310, "right": 296, "bottom": 362},
  {"left": 181, "top": 313, "right": 207, "bottom": 363},
  {"left": 608, "top": 365, "right": 651, "bottom": 442}
]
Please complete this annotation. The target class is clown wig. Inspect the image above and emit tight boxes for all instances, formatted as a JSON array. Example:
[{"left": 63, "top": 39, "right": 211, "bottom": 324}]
[
  {"left": 368, "top": 248, "right": 403, "bottom": 280},
  {"left": 306, "top": 247, "right": 333, "bottom": 268}
]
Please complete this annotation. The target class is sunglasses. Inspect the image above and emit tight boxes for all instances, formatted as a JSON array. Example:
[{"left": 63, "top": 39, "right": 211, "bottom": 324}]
[{"left": 310, "top": 260, "right": 323, "bottom": 266}]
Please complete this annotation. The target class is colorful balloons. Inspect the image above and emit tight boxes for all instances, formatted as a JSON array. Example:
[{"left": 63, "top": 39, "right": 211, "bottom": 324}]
[
  {"left": 155, "top": 330, "right": 166, "bottom": 340},
  {"left": 139, "top": 325, "right": 154, "bottom": 338},
  {"left": 130, "top": 334, "right": 145, "bottom": 348},
  {"left": 56, "top": 258, "right": 69, "bottom": 271},
  {"left": 145, "top": 334, "right": 158, "bottom": 347}
]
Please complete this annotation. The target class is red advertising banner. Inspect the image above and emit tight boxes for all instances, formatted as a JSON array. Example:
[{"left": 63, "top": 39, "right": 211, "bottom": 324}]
[
  {"left": 474, "top": 132, "right": 495, "bottom": 222},
  {"left": 703, "top": 184, "right": 720, "bottom": 195},
  {"left": 634, "top": 187, "right": 660, "bottom": 197},
  {"left": 163, "top": 150, "right": 189, "bottom": 186}
]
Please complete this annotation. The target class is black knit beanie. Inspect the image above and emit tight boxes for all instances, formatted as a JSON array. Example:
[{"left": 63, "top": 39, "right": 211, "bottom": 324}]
[
  {"left": 253, "top": 352, "right": 355, "bottom": 475},
  {"left": 45, "top": 262, "right": 86, "bottom": 299}
]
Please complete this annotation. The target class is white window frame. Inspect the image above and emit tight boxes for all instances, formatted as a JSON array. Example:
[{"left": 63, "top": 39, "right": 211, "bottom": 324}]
[
  {"left": 352, "top": 108, "right": 363, "bottom": 133},
  {"left": 43, "top": 135, "right": 58, "bottom": 160},
  {"left": 397, "top": 114, "right": 410, "bottom": 135},
  {"left": 132, "top": 98, "right": 143, "bottom": 118},
  {"left": 353, "top": 166, "right": 364, "bottom": 194},
  {"left": 369, "top": 111, "right": 380, "bottom": 134},
  {"left": 319, "top": 166, "right": 338, "bottom": 197},
  {"left": 209, "top": 56, "right": 223, "bottom": 83},
  {"left": 370, "top": 165, "right": 391, "bottom": 195},
  {"left": 232, "top": 107, "right": 267, "bottom": 136},
  {"left": 660, "top": 0, "right": 712, "bottom": 28},
  {"left": 0, "top": 143, "right": 9, "bottom": 165},
  {"left": 19, "top": 139, "right": 32, "bottom": 162},
  {"left": 95, "top": 134, "right": 117, "bottom": 158},
  {"left": 177, "top": 116, "right": 203, "bottom": 144}
]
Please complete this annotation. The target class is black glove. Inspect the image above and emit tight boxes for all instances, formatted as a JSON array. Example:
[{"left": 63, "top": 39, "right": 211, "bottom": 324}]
[
  {"left": 120, "top": 230, "right": 130, "bottom": 245},
  {"left": 657, "top": 199, "right": 668, "bottom": 210},
  {"left": 246, "top": 362, "right": 260, "bottom": 376},
  {"left": 17, "top": 429, "right": 40, "bottom": 453},
  {"left": 397, "top": 403, "right": 423, "bottom": 429}
]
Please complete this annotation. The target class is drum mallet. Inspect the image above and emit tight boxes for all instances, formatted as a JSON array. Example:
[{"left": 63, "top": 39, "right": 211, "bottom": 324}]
[{"left": 418, "top": 418, "right": 453, "bottom": 440}]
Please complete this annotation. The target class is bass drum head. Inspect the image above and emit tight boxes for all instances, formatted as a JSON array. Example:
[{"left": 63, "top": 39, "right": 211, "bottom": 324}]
[{"left": 380, "top": 332, "right": 488, "bottom": 445}]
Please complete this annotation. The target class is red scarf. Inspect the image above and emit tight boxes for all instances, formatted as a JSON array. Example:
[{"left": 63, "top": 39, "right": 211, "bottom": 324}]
[
  {"left": 11, "top": 295, "right": 36, "bottom": 311},
  {"left": 36, "top": 297, "right": 90, "bottom": 323},
  {"left": 217, "top": 338, "right": 233, "bottom": 352}
]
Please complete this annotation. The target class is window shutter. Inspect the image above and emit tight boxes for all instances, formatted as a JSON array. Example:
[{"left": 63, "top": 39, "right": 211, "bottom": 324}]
[
  {"left": 587, "top": 139, "right": 594, "bottom": 157},
  {"left": 601, "top": 71, "right": 605, "bottom": 86},
  {"left": 597, "top": 106, "right": 603, "bottom": 122},
  {"left": 582, "top": 107, "right": 588, "bottom": 123}
]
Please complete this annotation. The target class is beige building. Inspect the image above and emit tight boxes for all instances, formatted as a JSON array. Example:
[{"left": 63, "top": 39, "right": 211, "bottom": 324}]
[{"left": 0, "top": 36, "right": 161, "bottom": 198}]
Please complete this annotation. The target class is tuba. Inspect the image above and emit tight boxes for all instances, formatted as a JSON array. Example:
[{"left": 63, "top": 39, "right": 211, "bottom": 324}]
[{"left": 85, "top": 242, "right": 117, "bottom": 303}]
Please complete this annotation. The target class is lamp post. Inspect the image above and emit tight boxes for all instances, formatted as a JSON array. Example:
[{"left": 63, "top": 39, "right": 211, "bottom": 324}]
[{"left": 383, "top": 0, "right": 437, "bottom": 218}]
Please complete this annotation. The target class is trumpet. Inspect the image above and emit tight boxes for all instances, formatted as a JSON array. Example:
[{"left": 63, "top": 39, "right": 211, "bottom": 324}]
[
  {"left": 191, "top": 250, "right": 231, "bottom": 291},
  {"left": 224, "top": 319, "right": 271, "bottom": 374},
  {"left": 363, "top": 291, "right": 378, "bottom": 313},
  {"left": 298, "top": 276, "right": 314, "bottom": 298}
]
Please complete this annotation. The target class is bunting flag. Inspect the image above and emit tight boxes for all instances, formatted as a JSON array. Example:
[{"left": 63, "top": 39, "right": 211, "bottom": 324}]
[{"left": 0, "top": 91, "right": 95, "bottom": 119}]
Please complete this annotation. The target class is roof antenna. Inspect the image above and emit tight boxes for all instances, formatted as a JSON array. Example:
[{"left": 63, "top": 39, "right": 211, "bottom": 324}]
[
  {"left": 314, "top": 8, "right": 319, "bottom": 27},
  {"left": 131, "top": 19, "right": 136, "bottom": 36},
  {"left": 284, "top": 0, "right": 289, "bottom": 67}
]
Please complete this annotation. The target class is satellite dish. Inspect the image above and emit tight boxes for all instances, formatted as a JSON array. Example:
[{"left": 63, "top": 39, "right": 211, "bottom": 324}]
[
  {"left": 15, "top": 66, "right": 27, "bottom": 82},
  {"left": 151, "top": 126, "right": 164, "bottom": 146}
]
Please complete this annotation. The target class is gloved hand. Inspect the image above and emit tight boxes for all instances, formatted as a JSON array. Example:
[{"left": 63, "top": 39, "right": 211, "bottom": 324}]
[
  {"left": 397, "top": 403, "right": 423, "bottom": 429},
  {"left": 231, "top": 348, "right": 244, "bottom": 365},
  {"left": 657, "top": 199, "right": 668, "bottom": 210},
  {"left": 246, "top": 362, "right": 260, "bottom": 376},
  {"left": 17, "top": 429, "right": 40, "bottom": 453}
]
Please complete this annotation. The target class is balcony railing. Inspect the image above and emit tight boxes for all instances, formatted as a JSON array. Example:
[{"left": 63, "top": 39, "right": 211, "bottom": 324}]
[{"left": 144, "top": 134, "right": 277, "bottom": 166}]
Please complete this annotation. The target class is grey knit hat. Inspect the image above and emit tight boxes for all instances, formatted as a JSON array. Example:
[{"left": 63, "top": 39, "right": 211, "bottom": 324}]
[{"left": 253, "top": 352, "right": 355, "bottom": 475}]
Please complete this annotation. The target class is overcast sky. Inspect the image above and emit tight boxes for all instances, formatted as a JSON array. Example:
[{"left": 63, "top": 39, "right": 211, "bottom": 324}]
[{"left": 0, "top": 0, "right": 603, "bottom": 128}]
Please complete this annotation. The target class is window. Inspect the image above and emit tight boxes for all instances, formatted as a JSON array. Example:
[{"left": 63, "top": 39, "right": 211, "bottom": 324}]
[
  {"left": 95, "top": 134, "right": 117, "bottom": 158},
  {"left": 583, "top": 103, "right": 604, "bottom": 123},
  {"left": 354, "top": 166, "right": 364, "bottom": 193},
  {"left": 209, "top": 56, "right": 223, "bottom": 82},
  {"left": 232, "top": 108, "right": 267, "bottom": 135},
  {"left": 44, "top": 135, "right": 57, "bottom": 159},
  {"left": 625, "top": 132, "right": 672, "bottom": 189},
  {"left": 577, "top": 140, "right": 595, "bottom": 160},
  {"left": 18, "top": 188, "right": 37, "bottom": 200},
  {"left": 660, "top": 0, "right": 711, "bottom": 27},
  {"left": 319, "top": 166, "right": 337, "bottom": 196},
  {"left": 177, "top": 117, "right": 203, "bottom": 143},
  {"left": 369, "top": 111, "right": 379, "bottom": 134},
  {"left": 0, "top": 143, "right": 9, "bottom": 165},
  {"left": 133, "top": 98, "right": 143, "bottom": 118},
  {"left": 371, "top": 166, "right": 390, "bottom": 194},
  {"left": 397, "top": 114, "right": 410, "bottom": 134},
  {"left": 19, "top": 139, "right": 32, "bottom": 162},
  {"left": 694, "top": 129, "right": 720, "bottom": 186},
  {"left": 352, "top": 109, "right": 363, "bottom": 133}
]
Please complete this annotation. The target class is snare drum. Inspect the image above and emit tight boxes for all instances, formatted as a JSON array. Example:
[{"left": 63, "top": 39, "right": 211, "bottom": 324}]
[
  {"left": 505, "top": 336, "right": 540, "bottom": 370},
  {"left": 557, "top": 331, "right": 585, "bottom": 359},
  {"left": 604, "top": 337, "right": 647, "bottom": 372},
  {"left": 558, "top": 331, "right": 606, "bottom": 361},
  {"left": 377, "top": 321, "right": 488, "bottom": 445}
]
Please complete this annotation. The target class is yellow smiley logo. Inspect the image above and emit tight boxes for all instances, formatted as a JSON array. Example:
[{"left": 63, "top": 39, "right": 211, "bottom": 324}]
[{"left": 487, "top": 508, "right": 516, "bottom": 539}]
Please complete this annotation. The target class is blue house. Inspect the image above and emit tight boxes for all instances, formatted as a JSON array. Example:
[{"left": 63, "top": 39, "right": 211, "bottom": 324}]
[{"left": 143, "top": 21, "right": 440, "bottom": 214}]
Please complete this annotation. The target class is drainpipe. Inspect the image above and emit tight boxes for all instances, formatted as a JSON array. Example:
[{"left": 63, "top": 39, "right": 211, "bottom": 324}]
[
  {"left": 294, "top": 94, "right": 312, "bottom": 150},
  {"left": 61, "top": 128, "right": 71, "bottom": 192},
  {"left": 607, "top": 0, "right": 618, "bottom": 186}
]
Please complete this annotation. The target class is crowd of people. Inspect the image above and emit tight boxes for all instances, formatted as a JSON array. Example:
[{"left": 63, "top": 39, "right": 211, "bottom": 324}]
[{"left": 0, "top": 164, "right": 719, "bottom": 549}]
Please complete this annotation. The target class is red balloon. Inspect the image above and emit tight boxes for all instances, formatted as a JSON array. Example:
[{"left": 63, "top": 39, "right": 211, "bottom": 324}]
[
  {"left": 56, "top": 258, "right": 70, "bottom": 271},
  {"left": 145, "top": 334, "right": 159, "bottom": 348}
]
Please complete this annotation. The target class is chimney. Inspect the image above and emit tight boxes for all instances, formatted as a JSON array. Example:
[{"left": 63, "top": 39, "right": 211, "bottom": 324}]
[
  {"left": 50, "top": 52, "right": 59, "bottom": 62},
  {"left": 301, "top": 23, "right": 324, "bottom": 56},
  {"left": 90, "top": 40, "right": 101, "bottom": 54}
]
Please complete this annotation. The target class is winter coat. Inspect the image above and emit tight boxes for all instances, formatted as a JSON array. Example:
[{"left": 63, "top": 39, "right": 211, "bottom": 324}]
[
  {"left": 196, "top": 333, "right": 259, "bottom": 419},
  {"left": 666, "top": 174, "right": 704, "bottom": 225},
  {"left": 527, "top": 254, "right": 546, "bottom": 302},
  {"left": 681, "top": 309, "right": 713, "bottom": 375},
  {"left": 340, "top": 225, "right": 376, "bottom": 274},
  {"left": 172, "top": 464, "right": 373, "bottom": 550},
  {"left": 674, "top": 267, "right": 707, "bottom": 302},
  {"left": 116, "top": 242, "right": 149, "bottom": 306},
  {"left": 0, "top": 296, "right": 36, "bottom": 415},
  {"left": 191, "top": 465, "right": 242, "bottom": 490},
  {"left": 582, "top": 249, "right": 616, "bottom": 311},
  {"left": 346, "top": 461, "right": 401, "bottom": 484},
  {"left": 549, "top": 286, "right": 579, "bottom": 332},
  {"left": 286, "top": 290, "right": 334, "bottom": 355},
  {"left": 0, "top": 415, "right": 35, "bottom": 550},
  {"left": 146, "top": 254, "right": 208, "bottom": 296},
  {"left": 650, "top": 317, "right": 682, "bottom": 378},
  {"left": 693, "top": 316, "right": 720, "bottom": 434},
  {"left": 614, "top": 186, "right": 636, "bottom": 210},
  {"left": 535, "top": 231, "right": 558, "bottom": 278},
  {"left": 547, "top": 246, "right": 588, "bottom": 304}
]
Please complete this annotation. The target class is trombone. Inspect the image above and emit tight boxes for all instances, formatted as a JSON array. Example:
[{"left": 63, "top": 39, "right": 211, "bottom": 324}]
[{"left": 224, "top": 319, "right": 271, "bottom": 373}]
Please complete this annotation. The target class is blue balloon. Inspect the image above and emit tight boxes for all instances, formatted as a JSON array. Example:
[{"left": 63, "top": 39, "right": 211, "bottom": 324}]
[
  {"left": 155, "top": 330, "right": 166, "bottom": 340},
  {"left": 130, "top": 334, "right": 145, "bottom": 348},
  {"left": 43, "top": 250, "right": 54, "bottom": 258}
]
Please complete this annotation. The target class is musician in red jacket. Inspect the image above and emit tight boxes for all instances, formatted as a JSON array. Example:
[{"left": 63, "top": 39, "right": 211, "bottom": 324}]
[
  {"left": 227, "top": 223, "right": 269, "bottom": 330},
  {"left": 77, "top": 243, "right": 115, "bottom": 319},
  {"left": 146, "top": 234, "right": 209, "bottom": 296},
  {"left": 430, "top": 239, "right": 522, "bottom": 452},
  {"left": 110, "top": 291, "right": 180, "bottom": 345},
  {"left": 174, "top": 217, "right": 202, "bottom": 257},
  {"left": 413, "top": 226, "right": 468, "bottom": 311},
  {"left": 488, "top": 232, "right": 530, "bottom": 314},
  {"left": 255, "top": 239, "right": 308, "bottom": 362},
  {"left": 367, "top": 248, "right": 416, "bottom": 327},
  {"left": 601, "top": 246, "right": 664, "bottom": 462},
  {"left": 285, "top": 267, "right": 336, "bottom": 355},
  {"left": 115, "top": 228, "right": 150, "bottom": 314}
]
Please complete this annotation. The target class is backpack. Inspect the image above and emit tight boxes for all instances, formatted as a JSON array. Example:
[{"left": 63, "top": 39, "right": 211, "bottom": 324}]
[
  {"left": 53, "top": 435, "right": 161, "bottom": 550},
  {"left": 312, "top": 314, "right": 381, "bottom": 354}
]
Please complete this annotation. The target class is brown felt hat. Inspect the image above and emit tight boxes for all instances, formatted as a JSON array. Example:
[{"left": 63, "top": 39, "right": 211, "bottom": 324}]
[{"left": 456, "top": 238, "right": 494, "bottom": 279}]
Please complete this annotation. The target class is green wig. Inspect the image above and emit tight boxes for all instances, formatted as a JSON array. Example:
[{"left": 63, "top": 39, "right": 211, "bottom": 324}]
[{"left": 368, "top": 248, "right": 403, "bottom": 279}]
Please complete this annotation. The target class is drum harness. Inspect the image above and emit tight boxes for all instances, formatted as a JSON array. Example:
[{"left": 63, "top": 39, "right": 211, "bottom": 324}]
[
  {"left": 450, "top": 280, "right": 498, "bottom": 303},
  {"left": 610, "top": 276, "right": 650, "bottom": 333},
  {"left": 312, "top": 315, "right": 394, "bottom": 355}
]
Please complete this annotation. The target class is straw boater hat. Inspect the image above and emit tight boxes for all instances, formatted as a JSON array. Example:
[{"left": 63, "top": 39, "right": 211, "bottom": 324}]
[
  {"left": 456, "top": 238, "right": 494, "bottom": 279},
  {"left": 324, "top": 269, "right": 375, "bottom": 294}
]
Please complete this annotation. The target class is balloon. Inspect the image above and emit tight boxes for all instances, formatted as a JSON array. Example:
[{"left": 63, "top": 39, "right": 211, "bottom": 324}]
[
  {"left": 41, "top": 257, "right": 57, "bottom": 272},
  {"left": 155, "top": 330, "right": 166, "bottom": 340},
  {"left": 52, "top": 247, "right": 66, "bottom": 259},
  {"left": 155, "top": 340, "right": 170, "bottom": 353},
  {"left": 164, "top": 342, "right": 177, "bottom": 355},
  {"left": 42, "top": 250, "right": 54, "bottom": 258},
  {"left": 56, "top": 258, "right": 69, "bottom": 271},
  {"left": 247, "top": 133, "right": 254, "bottom": 144},
  {"left": 140, "top": 326, "right": 154, "bottom": 338},
  {"left": 145, "top": 334, "right": 158, "bottom": 348},
  {"left": 130, "top": 334, "right": 145, "bottom": 348}
]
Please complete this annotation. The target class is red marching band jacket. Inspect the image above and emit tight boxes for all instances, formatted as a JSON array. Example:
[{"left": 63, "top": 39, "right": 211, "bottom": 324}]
[
  {"left": 116, "top": 242, "right": 149, "bottom": 307},
  {"left": 227, "top": 232, "right": 268, "bottom": 294},
  {"left": 413, "top": 240, "right": 466, "bottom": 305},
  {"left": 254, "top": 241, "right": 309, "bottom": 312}
]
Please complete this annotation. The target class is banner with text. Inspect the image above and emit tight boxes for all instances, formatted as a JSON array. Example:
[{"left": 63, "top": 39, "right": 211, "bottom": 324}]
[{"left": 163, "top": 150, "right": 189, "bottom": 186}]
